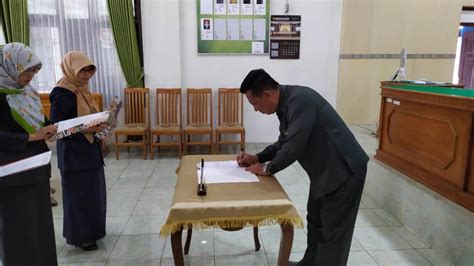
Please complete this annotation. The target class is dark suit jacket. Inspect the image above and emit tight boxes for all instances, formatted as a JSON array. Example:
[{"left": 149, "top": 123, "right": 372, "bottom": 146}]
[
  {"left": 49, "top": 87, "right": 103, "bottom": 172},
  {"left": 0, "top": 94, "right": 51, "bottom": 186},
  {"left": 257, "top": 85, "right": 369, "bottom": 199}
]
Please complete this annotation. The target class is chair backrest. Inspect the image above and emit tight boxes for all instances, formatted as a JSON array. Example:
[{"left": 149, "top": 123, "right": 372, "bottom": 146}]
[
  {"left": 123, "top": 88, "right": 150, "bottom": 124},
  {"left": 218, "top": 88, "right": 243, "bottom": 126},
  {"left": 186, "top": 88, "right": 212, "bottom": 128},
  {"left": 40, "top": 92, "right": 103, "bottom": 118},
  {"left": 156, "top": 88, "right": 182, "bottom": 127}
]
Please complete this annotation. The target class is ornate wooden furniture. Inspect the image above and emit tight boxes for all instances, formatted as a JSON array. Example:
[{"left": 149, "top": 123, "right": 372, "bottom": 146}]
[{"left": 376, "top": 82, "right": 474, "bottom": 211}]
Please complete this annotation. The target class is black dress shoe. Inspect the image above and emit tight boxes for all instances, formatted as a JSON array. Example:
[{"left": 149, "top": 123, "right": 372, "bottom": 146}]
[{"left": 76, "top": 241, "right": 98, "bottom": 251}]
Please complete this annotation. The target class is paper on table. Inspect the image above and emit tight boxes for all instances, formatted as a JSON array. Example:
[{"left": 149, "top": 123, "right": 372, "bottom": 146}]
[
  {"left": 56, "top": 111, "right": 110, "bottom": 132},
  {"left": 196, "top": 160, "right": 259, "bottom": 184},
  {"left": 0, "top": 151, "right": 52, "bottom": 177}
]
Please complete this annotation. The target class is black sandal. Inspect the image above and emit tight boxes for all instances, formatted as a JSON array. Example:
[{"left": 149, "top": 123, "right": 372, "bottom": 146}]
[{"left": 76, "top": 241, "right": 98, "bottom": 251}]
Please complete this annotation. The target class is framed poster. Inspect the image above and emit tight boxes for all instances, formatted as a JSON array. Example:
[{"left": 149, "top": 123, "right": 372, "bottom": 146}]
[{"left": 197, "top": 0, "right": 270, "bottom": 54}]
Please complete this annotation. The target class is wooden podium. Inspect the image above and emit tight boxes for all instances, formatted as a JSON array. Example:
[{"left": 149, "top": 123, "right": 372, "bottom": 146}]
[{"left": 375, "top": 82, "right": 474, "bottom": 211}]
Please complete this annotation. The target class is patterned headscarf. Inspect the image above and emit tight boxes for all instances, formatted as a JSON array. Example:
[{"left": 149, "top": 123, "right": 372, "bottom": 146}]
[
  {"left": 56, "top": 51, "right": 98, "bottom": 143},
  {"left": 0, "top": 42, "right": 44, "bottom": 133}
]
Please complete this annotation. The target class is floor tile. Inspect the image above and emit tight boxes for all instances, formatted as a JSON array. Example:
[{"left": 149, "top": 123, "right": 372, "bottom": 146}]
[
  {"left": 214, "top": 230, "right": 262, "bottom": 256},
  {"left": 373, "top": 208, "right": 402, "bottom": 226},
  {"left": 266, "top": 252, "right": 305, "bottom": 265},
  {"left": 16, "top": 135, "right": 448, "bottom": 266},
  {"left": 107, "top": 259, "right": 160, "bottom": 266},
  {"left": 132, "top": 200, "right": 172, "bottom": 216},
  {"left": 215, "top": 254, "right": 269, "bottom": 266},
  {"left": 347, "top": 250, "right": 377, "bottom": 265},
  {"left": 122, "top": 215, "right": 167, "bottom": 235},
  {"left": 259, "top": 228, "right": 307, "bottom": 254},
  {"left": 140, "top": 187, "right": 175, "bottom": 201},
  {"left": 106, "top": 216, "right": 129, "bottom": 236},
  {"left": 111, "top": 177, "right": 150, "bottom": 189},
  {"left": 392, "top": 226, "right": 429, "bottom": 249},
  {"left": 58, "top": 236, "right": 119, "bottom": 264},
  {"left": 107, "top": 188, "right": 144, "bottom": 202},
  {"left": 109, "top": 235, "right": 166, "bottom": 261},
  {"left": 356, "top": 209, "right": 387, "bottom": 227},
  {"left": 416, "top": 248, "right": 453, "bottom": 265},
  {"left": 160, "top": 256, "right": 214, "bottom": 266},
  {"left": 107, "top": 200, "right": 137, "bottom": 217},
  {"left": 162, "top": 231, "right": 214, "bottom": 258},
  {"left": 354, "top": 227, "right": 412, "bottom": 250},
  {"left": 368, "top": 250, "right": 431, "bottom": 265}
]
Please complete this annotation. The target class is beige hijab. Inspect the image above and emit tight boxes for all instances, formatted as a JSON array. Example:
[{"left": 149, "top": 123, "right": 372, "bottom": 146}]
[{"left": 56, "top": 51, "right": 98, "bottom": 143}]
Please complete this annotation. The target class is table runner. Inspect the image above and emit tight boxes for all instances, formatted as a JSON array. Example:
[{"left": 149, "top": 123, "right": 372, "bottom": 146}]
[{"left": 160, "top": 155, "right": 303, "bottom": 235}]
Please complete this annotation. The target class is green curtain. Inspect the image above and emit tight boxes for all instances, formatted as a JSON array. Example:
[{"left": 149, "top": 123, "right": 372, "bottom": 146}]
[
  {"left": 107, "top": 0, "right": 144, "bottom": 88},
  {"left": 0, "top": 0, "right": 29, "bottom": 45}
]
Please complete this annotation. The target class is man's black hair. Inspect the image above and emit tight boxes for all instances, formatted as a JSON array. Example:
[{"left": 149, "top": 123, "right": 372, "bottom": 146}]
[{"left": 240, "top": 69, "right": 279, "bottom": 96}]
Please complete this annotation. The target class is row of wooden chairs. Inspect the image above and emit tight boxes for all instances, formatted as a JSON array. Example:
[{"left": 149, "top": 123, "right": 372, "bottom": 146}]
[{"left": 114, "top": 88, "right": 245, "bottom": 160}]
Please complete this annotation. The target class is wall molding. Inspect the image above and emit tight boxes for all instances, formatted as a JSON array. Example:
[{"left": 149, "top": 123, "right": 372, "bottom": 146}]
[{"left": 339, "top": 53, "right": 455, "bottom": 59}]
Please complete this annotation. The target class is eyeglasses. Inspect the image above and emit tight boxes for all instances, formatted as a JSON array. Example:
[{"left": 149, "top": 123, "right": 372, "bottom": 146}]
[
  {"left": 23, "top": 65, "right": 41, "bottom": 74},
  {"left": 80, "top": 66, "right": 95, "bottom": 73}
]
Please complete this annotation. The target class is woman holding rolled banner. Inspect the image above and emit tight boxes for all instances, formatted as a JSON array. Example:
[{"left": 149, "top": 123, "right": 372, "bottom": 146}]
[
  {"left": 49, "top": 51, "right": 107, "bottom": 251},
  {"left": 0, "top": 42, "right": 58, "bottom": 265}
]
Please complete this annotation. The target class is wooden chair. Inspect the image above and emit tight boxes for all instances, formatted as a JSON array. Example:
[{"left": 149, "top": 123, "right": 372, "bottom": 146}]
[
  {"left": 182, "top": 88, "right": 214, "bottom": 154},
  {"left": 151, "top": 88, "right": 182, "bottom": 159},
  {"left": 114, "top": 88, "right": 150, "bottom": 160},
  {"left": 215, "top": 88, "right": 245, "bottom": 152},
  {"left": 40, "top": 93, "right": 103, "bottom": 118}
]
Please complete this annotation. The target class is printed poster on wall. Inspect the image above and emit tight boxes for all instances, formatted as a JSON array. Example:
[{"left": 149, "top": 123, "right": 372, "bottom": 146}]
[{"left": 197, "top": 0, "right": 270, "bottom": 54}]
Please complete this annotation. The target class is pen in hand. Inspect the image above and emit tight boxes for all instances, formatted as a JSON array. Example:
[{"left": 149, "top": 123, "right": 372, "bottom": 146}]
[{"left": 238, "top": 148, "right": 249, "bottom": 167}]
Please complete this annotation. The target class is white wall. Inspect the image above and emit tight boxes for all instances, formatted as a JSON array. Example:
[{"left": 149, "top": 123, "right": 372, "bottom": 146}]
[{"left": 142, "top": 0, "right": 343, "bottom": 142}]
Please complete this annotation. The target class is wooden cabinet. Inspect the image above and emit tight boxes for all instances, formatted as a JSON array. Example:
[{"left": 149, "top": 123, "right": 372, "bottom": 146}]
[
  {"left": 39, "top": 92, "right": 103, "bottom": 118},
  {"left": 375, "top": 83, "right": 474, "bottom": 211}
]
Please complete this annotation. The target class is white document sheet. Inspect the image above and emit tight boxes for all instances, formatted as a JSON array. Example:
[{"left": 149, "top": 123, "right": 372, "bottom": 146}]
[
  {"left": 214, "top": 18, "right": 227, "bottom": 40},
  {"left": 253, "top": 18, "right": 266, "bottom": 40},
  {"left": 196, "top": 160, "right": 259, "bottom": 184},
  {"left": 0, "top": 151, "right": 52, "bottom": 177},
  {"left": 56, "top": 111, "right": 110, "bottom": 132},
  {"left": 254, "top": 0, "right": 266, "bottom": 15},
  {"left": 240, "top": 19, "right": 253, "bottom": 40},
  {"left": 227, "top": 18, "right": 240, "bottom": 40},
  {"left": 200, "top": 0, "right": 213, "bottom": 14}
]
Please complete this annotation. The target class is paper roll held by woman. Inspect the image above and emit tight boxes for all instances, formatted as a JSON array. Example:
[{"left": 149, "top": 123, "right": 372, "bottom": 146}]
[
  {"left": 49, "top": 51, "right": 107, "bottom": 251},
  {"left": 0, "top": 42, "right": 58, "bottom": 265}
]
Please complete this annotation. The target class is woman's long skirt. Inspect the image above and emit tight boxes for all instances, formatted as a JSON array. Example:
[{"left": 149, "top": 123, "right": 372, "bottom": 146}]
[
  {"left": 0, "top": 179, "right": 57, "bottom": 265},
  {"left": 61, "top": 167, "right": 106, "bottom": 245}
]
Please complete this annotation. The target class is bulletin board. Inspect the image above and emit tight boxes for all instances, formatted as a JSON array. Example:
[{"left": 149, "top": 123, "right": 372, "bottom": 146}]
[{"left": 197, "top": 0, "right": 270, "bottom": 54}]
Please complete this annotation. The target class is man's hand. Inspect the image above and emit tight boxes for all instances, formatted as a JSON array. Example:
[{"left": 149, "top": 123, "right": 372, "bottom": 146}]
[
  {"left": 245, "top": 163, "right": 271, "bottom": 176},
  {"left": 236, "top": 152, "right": 259, "bottom": 167}
]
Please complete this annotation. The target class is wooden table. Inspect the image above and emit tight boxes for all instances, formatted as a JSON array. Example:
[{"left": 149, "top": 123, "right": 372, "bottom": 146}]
[
  {"left": 160, "top": 155, "right": 303, "bottom": 266},
  {"left": 376, "top": 83, "right": 474, "bottom": 211}
]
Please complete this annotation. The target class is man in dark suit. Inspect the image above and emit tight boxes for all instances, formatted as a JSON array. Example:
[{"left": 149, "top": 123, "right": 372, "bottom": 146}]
[{"left": 238, "top": 69, "right": 369, "bottom": 265}]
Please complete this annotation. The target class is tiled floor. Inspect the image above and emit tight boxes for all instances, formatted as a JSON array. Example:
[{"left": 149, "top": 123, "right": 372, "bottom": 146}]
[{"left": 1, "top": 125, "right": 453, "bottom": 265}]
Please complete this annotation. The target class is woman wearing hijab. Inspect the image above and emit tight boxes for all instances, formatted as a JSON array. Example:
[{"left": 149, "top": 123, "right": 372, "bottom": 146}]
[
  {"left": 0, "top": 42, "right": 58, "bottom": 265},
  {"left": 49, "top": 51, "right": 107, "bottom": 251}
]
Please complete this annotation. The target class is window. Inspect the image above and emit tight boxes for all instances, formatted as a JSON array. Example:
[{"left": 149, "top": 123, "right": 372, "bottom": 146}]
[{"left": 28, "top": 0, "right": 126, "bottom": 104}]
